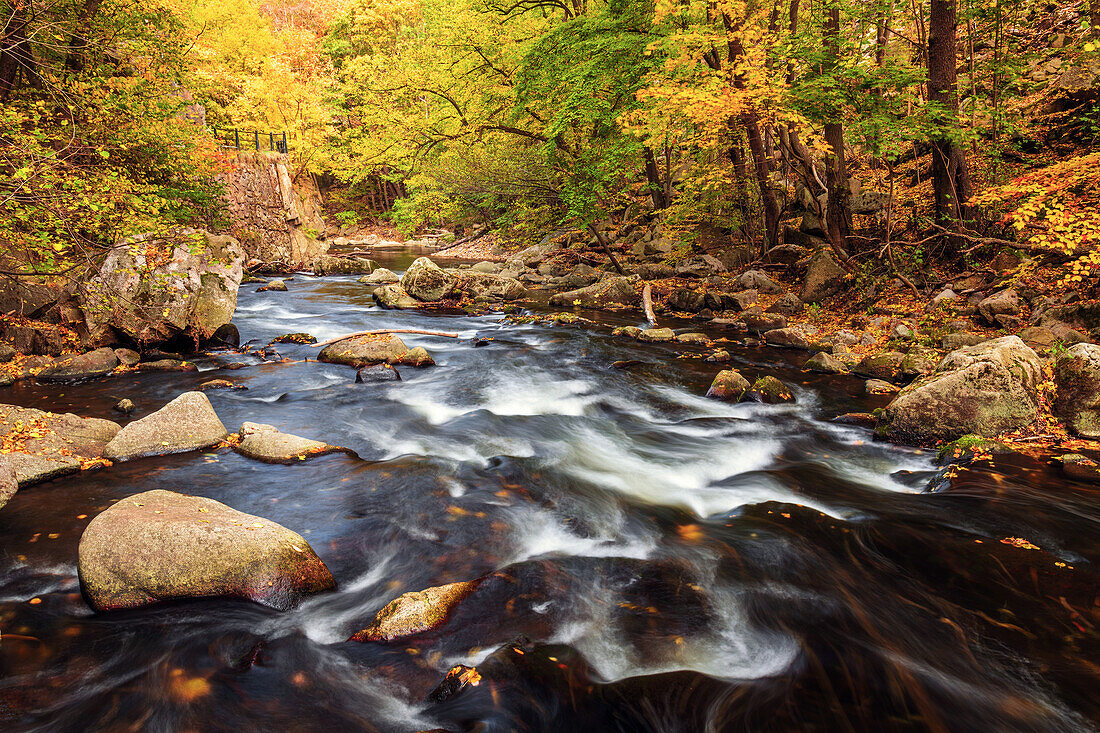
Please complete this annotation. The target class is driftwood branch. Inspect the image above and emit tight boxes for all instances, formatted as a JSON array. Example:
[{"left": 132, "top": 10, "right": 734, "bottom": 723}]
[
  {"left": 312, "top": 329, "right": 461, "bottom": 347},
  {"left": 642, "top": 283, "right": 657, "bottom": 326}
]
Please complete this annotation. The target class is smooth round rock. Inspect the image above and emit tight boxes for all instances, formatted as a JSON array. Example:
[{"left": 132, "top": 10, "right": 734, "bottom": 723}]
[{"left": 78, "top": 489, "right": 335, "bottom": 612}]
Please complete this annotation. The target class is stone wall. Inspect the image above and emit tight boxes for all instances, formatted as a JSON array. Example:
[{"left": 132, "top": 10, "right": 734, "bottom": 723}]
[{"left": 220, "top": 152, "right": 328, "bottom": 266}]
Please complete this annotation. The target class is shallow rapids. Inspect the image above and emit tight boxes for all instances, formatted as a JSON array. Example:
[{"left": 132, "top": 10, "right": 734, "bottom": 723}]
[{"left": 0, "top": 259, "right": 1097, "bottom": 732}]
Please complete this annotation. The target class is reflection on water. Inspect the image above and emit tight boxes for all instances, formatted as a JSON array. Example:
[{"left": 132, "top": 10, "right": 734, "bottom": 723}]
[{"left": 0, "top": 264, "right": 1097, "bottom": 732}]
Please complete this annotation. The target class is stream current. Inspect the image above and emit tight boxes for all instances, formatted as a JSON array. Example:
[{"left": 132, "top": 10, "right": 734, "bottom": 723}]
[{"left": 0, "top": 253, "right": 1097, "bottom": 732}]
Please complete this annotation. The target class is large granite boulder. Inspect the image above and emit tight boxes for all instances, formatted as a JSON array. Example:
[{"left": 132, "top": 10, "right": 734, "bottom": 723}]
[
  {"left": 36, "top": 348, "right": 119, "bottom": 382},
  {"left": 877, "top": 336, "right": 1042, "bottom": 446},
  {"left": 78, "top": 490, "right": 335, "bottom": 611},
  {"left": 401, "top": 257, "right": 458, "bottom": 301},
  {"left": 81, "top": 230, "right": 244, "bottom": 345},
  {"left": 0, "top": 404, "right": 121, "bottom": 486},
  {"left": 103, "top": 392, "right": 228, "bottom": 462},
  {"left": 1053, "top": 343, "right": 1100, "bottom": 438}
]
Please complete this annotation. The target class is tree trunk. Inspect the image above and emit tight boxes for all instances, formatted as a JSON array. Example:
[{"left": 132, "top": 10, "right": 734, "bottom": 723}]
[
  {"left": 643, "top": 147, "right": 666, "bottom": 209},
  {"left": 928, "top": 0, "right": 971, "bottom": 228},
  {"left": 65, "top": 0, "right": 103, "bottom": 73},
  {"left": 743, "top": 112, "right": 779, "bottom": 255},
  {"left": 823, "top": 7, "right": 851, "bottom": 256},
  {"left": 0, "top": 0, "right": 32, "bottom": 100}
]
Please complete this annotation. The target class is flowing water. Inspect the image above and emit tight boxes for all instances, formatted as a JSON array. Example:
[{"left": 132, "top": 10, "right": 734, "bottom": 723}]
[{"left": 1, "top": 254, "right": 1097, "bottom": 732}]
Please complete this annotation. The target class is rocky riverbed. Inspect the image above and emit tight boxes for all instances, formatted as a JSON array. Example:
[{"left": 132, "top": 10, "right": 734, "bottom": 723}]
[{"left": 0, "top": 246, "right": 1097, "bottom": 731}]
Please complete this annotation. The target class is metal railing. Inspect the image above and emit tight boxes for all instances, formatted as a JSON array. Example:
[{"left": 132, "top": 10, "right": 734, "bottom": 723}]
[{"left": 212, "top": 127, "right": 288, "bottom": 154}]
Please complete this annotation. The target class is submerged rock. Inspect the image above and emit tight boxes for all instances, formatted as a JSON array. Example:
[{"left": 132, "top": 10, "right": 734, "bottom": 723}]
[
  {"left": 136, "top": 358, "right": 197, "bottom": 372},
  {"left": 103, "top": 392, "right": 228, "bottom": 462},
  {"left": 200, "top": 379, "right": 246, "bottom": 391},
  {"left": 394, "top": 346, "right": 435, "bottom": 367},
  {"left": 1053, "top": 343, "right": 1100, "bottom": 438},
  {"left": 36, "top": 348, "right": 119, "bottom": 382},
  {"left": 350, "top": 580, "right": 480, "bottom": 642},
  {"left": 235, "top": 422, "right": 344, "bottom": 463},
  {"left": 78, "top": 489, "right": 335, "bottom": 612},
  {"left": 877, "top": 336, "right": 1042, "bottom": 446},
  {"left": 114, "top": 398, "right": 135, "bottom": 414},
  {"left": 272, "top": 332, "right": 317, "bottom": 344},
  {"left": 706, "top": 369, "right": 751, "bottom": 401}
]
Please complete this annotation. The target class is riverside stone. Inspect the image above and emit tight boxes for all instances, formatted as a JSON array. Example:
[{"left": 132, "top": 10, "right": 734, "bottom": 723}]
[
  {"left": 103, "top": 392, "right": 227, "bottom": 462},
  {"left": 235, "top": 422, "right": 344, "bottom": 463},
  {"left": 349, "top": 580, "right": 480, "bottom": 642},
  {"left": 78, "top": 489, "right": 335, "bottom": 611},
  {"left": 877, "top": 336, "right": 1042, "bottom": 446},
  {"left": 1053, "top": 343, "right": 1100, "bottom": 438},
  {"left": 36, "top": 348, "right": 119, "bottom": 382},
  {"left": 706, "top": 370, "right": 751, "bottom": 401}
]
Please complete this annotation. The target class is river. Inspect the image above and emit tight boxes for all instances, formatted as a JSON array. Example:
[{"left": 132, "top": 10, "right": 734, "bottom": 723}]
[{"left": 0, "top": 253, "right": 1096, "bottom": 731}]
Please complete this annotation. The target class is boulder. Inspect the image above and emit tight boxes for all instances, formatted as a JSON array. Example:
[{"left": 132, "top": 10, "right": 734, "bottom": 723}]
[
  {"left": 394, "top": 346, "right": 435, "bottom": 367},
  {"left": 765, "top": 244, "right": 810, "bottom": 265},
  {"left": 865, "top": 379, "right": 900, "bottom": 395},
  {"left": 805, "top": 352, "right": 849, "bottom": 374},
  {"left": 114, "top": 348, "right": 140, "bottom": 366},
  {"left": 742, "top": 311, "right": 787, "bottom": 335},
  {"left": 675, "top": 256, "right": 726, "bottom": 278},
  {"left": 235, "top": 422, "right": 344, "bottom": 463},
  {"left": 318, "top": 334, "right": 413, "bottom": 367},
  {"left": 800, "top": 250, "right": 846, "bottom": 303},
  {"left": 737, "top": 270, "right": 783, "bottom": 294},
  {"left": 942, "top": 332, "right": 988, "bottom": 350},
  {"left": 0, "top": 343, "right": 14, "bottom": 363},
  {"left": 373, "top": 284, "right": 421, "bottom": 309},
  {"left": 37, "top": 348, "right": 119, "bottom": 382},
  {"left": 81, "top": 230, "right": 244, "bottom": 345},
  {"left": 136, "top": 358, "right": 197, "bottom": 372},
  {"left": 931, "top": 289, "right": 958, "bottom": 307},
  {"left": 767, "top": 293, "right": 804, "bottom": 316},
  {"left": 1053, "top": 343, "right": 1100, "bottom": 438},
  {"left": 899, "top": 347, "right": 940, "bottom": 379},
  {"left": 0, "top": 458, "right": 18, "bottom": 511},
  {"left": 78, "top": 490, "right": 335, "bottom": 612},
  {"left": 114, "top": 398, "right": 135, "bottom": 413},
  {"left": 401, "top": 257, "right": 458, "bottom": 301},
  {"left": 706, "top": 369, "right": 751, "bottom": 401},
  {"left": 257, "top": 279, "right": 288, "bottom": 292},
  {"left": 666, "top": 288, "right": 707, "bottom": 313},
  {"left": 470, "top": 261, "right": 500, "bottom": 274},
  {"left": 272, "top": 332, "right": 317, "bottom": 344},
  {"left": 612, "top": 326, "right": 642, "bottom": 339},
  {"left": 1018, "top": 326, "right": 1058, "bottom": 350},
  {"left": 349, "top": 580, "right": 480, "bottom": 643},
  {"left": 638, "top": 328, "right": 676, "bottom": 343},
  {"left": 356, "top": 364, "right": 401, "bottom": 383},
  {"left": 634, "top": 263, "right": 676, "bottom": 280},
  {"left": 675, "top": 332, "right": 709, "bottom": 344},
  {"left": 722, "top": 289, "right": 758, "bottom": 311},
  {"left": 103, "top": 392, "right": 227, "bottom": 462},
  {"left": 0, "top": 404, "right": 120, "bottom": 486},
  {"left": 548, "top": 276, "right": 638, "bottom": 308},
  {"left": 877, "top": 336, "right": 1042, "bottom": 446},
  {"left": 312, "top": 255, "right": 377, "bottom": 275},
  {"left": 2, "top": 322, "right": 70, "bottom": 356},
  {"left": 977, "top": 289, "right": 1021, "bottom": 325},
  {"left": 750, "top": 375, "right": 794, "bottom": 403},
  {"left": 764, "top": 328, "right": 811, "bottom": 349},
  {"left": 854, "top": 351, "right": 905, "bottom": 381},
  {"left": 359, "top": 268, "right": 400, "bottom": 285}
]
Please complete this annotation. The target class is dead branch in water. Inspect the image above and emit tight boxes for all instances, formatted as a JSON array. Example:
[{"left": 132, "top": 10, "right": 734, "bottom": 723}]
[{"left": 311, "top": 329, "right": 461, "bottom": 347}]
